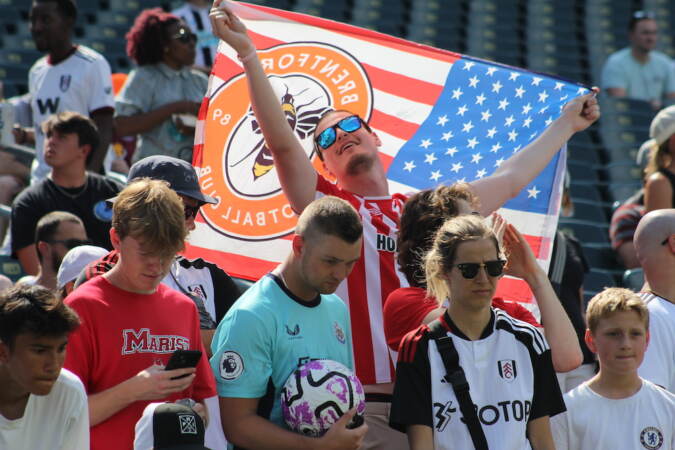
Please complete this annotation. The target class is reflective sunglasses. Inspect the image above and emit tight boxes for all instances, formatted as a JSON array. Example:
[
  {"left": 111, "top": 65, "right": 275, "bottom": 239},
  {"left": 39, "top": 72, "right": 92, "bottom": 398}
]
[
  {"left": 315, "top": 115, "right": 364, "bottom": 150},
  {"left": 452, "top": 260, "right": 506, "bottom": 279},
  {"left": 171, "top": 28, "right": 197, "bottom": 44},
  {"left": 184, "top": 204, "right": 201, "bottom": 220},
  {"left": 633, "top": 10, "right": 655, "bottom": 20},
  {"left": 46, "top": 238, "right": 93, "bottom": 250}
]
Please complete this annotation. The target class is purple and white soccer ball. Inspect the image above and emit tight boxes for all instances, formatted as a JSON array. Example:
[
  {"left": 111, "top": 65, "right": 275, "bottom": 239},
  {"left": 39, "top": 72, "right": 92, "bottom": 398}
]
[{"left": 281, "top": 359, "right": 366, "bottom": 437}]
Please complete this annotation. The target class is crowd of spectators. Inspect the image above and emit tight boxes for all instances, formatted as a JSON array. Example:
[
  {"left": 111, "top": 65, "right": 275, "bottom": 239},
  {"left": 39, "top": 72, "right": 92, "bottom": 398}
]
[{"left": 0, "top": 1, "right": 674, "bottom": 449}]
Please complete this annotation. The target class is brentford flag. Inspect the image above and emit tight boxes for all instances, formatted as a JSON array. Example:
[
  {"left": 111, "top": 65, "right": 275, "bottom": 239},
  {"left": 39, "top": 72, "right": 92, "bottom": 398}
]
[{"left": 189, "top": 1, "right": 588, "bottom": 307}]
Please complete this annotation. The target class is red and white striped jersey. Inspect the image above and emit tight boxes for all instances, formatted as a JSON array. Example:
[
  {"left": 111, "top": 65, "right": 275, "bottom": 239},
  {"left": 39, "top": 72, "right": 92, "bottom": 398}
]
[{"left": 316, "top": 175, "right": 409, "bottom": 385}]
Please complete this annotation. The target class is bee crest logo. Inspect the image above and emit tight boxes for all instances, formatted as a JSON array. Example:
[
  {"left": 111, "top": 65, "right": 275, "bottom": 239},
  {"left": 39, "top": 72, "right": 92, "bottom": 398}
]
[{"left": 199, "top": 42, "right": 372, "bottom": 241}]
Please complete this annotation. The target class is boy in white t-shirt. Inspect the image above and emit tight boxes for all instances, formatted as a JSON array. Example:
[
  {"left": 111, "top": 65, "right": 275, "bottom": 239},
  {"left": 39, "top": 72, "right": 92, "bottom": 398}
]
[
  {"left": 0, "top": 284, "right": 88, "bottom": 450},
  {"left": 551, "top": 287, "right": 675, "bottom": 450}
]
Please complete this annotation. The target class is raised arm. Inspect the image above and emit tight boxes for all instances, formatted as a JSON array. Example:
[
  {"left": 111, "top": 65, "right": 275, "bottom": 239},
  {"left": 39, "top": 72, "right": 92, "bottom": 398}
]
[
  {"left": 470, "top": 89, "right": 600, "bottom": 216},
  {"left": 210, "top": 1, "right": 317, "bottom": 212},
  {"left": 503, "top": 224, "right": 582, "bottom": 372}
]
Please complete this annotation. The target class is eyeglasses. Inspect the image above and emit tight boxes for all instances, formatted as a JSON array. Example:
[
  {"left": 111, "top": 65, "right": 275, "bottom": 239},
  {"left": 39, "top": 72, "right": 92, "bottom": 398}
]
[
  {"left": 452, "top": 260, "right": 506, "bottom": 279},
  {"left": 315, "top": 115, "right": 364, "bottom": 150},
  {"left": 633, "top": 10, "right": 655, "bottom": 20},
  {"left": 171, "top": 28, "right": 197, "bottom": 44},
  {"left": 184, "top": 204, "right": 201, "bottom": 220},
  {"left": 46, "top": 238, "right": 93, "bottom": 250}
]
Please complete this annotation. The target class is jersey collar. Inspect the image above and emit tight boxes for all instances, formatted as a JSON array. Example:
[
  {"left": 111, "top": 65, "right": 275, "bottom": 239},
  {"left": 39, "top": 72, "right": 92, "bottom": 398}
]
[
  {"left": 440, "top": 308, "right": 495, "bottom": 341},
  {"left": 268, "top": 273, "right": 321, "bottom": 308}
]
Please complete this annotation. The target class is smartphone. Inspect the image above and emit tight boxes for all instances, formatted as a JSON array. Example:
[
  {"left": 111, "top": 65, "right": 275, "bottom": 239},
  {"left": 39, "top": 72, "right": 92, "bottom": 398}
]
[{"left": 165, "top": 349, "right": 202, "bottom": 379}]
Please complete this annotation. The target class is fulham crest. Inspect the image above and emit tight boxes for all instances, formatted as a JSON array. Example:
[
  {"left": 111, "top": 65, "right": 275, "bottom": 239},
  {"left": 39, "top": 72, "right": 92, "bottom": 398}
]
[{"left": 498, "top": 359, "right": 517, "bottom": 382}]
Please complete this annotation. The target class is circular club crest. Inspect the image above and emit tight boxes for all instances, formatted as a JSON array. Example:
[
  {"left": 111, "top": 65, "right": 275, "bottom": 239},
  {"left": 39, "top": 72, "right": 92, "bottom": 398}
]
[
  {"left": 200, "top": 42, "right": 372, "bottom": 241},
  {"left": 640, "top": 427, "right": 664, "bottom": 450},
  {"left": 219, "top": 351, "right": 244, "bottom": 381}
]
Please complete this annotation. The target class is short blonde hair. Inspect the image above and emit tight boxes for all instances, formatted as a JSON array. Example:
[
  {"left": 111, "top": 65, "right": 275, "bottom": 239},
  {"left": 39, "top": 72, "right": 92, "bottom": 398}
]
[
  {"left": 586, "top": 287, "right": 649, "bottom": 334},
  {"left": 112, "top": 178, "right": 186, "bottom": 257},
  {"left": 424, "top": 215, "right": 501, "bottom": 304}
]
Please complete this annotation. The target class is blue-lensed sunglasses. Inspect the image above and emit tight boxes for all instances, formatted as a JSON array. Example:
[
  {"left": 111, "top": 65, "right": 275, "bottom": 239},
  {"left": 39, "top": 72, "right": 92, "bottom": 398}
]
[{"left": 315, "top": 115, "right": 364, "bottom": 150}]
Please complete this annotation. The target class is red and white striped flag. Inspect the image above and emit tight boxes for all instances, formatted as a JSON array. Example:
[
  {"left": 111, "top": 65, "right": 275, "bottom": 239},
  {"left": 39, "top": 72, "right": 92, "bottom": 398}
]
[{"left": 190, "top": 1, "right": 584, "bottom": 308}]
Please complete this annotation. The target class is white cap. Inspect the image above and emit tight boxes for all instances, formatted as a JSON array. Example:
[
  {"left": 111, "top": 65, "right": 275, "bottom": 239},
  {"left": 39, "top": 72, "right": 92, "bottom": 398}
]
[
  {"left": 650, "top": 105, "right": 675, "bottom": 147},
  {"left": 56, "top": 245, "right": 108, "bottom": 289}
]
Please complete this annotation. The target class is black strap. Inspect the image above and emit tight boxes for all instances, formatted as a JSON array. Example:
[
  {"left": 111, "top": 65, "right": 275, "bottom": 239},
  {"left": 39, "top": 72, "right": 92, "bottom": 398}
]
[{"left": 429, "top": 320, "right": 488, "bottom": 450}]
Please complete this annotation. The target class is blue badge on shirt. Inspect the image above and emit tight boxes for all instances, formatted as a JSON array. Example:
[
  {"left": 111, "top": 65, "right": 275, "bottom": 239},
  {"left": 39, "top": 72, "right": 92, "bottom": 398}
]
[{"left": 93, "top": 200, "right": 113, "bottom": 222}]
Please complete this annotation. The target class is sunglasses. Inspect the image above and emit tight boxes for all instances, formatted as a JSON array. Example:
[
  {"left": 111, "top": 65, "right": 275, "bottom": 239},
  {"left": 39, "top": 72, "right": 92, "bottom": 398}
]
[
  {"left": 315, "top": 115, "right": 364, "bottom": 150},
  {"left": 452, "top": 260, "right": 506, "bottom": 279},
  {"left": 171, "top": 28, "right": 197, "bottom": 44},
  {"left": 184, "top": 204, "right": 201, "bottom": 220},
  {"left": 46, "top": 238, "right": 93, "bottom": 250},
  {"left": 633, "top": 10, "right": 655, "bottom": 20}
]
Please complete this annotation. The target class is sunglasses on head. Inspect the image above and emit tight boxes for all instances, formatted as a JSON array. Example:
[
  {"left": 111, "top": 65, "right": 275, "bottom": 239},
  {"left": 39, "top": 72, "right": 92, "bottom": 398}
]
[
  {"left": 47, "top": 238, "right": 93, "bottom": 250},
  {"left": 452, "top": 260, "right": 506, "bottom": 279},
  {"left": 171, "top": 28, "right": 197, "bottom": 44},
  {"left": 184, "top": 204, "right": 201, "bottom": 220},
  {"left": 315, "top": 115, "right": 364, "bottom": 150}
]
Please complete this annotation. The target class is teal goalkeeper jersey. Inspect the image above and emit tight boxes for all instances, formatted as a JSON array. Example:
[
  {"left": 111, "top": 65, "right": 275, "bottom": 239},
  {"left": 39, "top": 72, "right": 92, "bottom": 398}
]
[{"left": 209, "top": 274, "right": 354, "bottom": 427}]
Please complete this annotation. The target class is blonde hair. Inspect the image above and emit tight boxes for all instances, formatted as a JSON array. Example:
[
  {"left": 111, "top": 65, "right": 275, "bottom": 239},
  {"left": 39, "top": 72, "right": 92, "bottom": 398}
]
[
  {"left": 424, "top": 215, "right": 501, "bottom": 304},
  {"left": 112, "top": 178, "right": 187, "bottom": 257},
  {"left": 586, "top": 287, "right": 649, "bottom": 334}
]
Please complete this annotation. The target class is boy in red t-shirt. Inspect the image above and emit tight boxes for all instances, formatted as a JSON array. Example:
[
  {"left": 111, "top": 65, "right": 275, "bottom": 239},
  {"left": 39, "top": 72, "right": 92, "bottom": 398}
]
[{"left": 64, "top": 179, "right": 216, "bottom": 450}]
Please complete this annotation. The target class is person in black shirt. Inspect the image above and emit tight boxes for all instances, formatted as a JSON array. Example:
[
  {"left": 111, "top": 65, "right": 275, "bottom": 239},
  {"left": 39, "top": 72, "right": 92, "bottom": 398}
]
[{"left": 10, "top": 111, "right": 122, "bottom": 275}]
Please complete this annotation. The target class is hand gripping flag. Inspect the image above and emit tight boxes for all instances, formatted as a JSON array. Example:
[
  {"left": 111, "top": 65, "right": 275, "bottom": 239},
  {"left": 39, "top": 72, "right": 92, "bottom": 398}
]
[{"left": 190, "top": 1, "right": 589, "bottom": 308}]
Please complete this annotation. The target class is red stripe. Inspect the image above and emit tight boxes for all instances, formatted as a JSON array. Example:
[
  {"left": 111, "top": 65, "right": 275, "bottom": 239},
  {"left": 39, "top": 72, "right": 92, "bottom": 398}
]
[
  {"left": 347, "top": 246, "right": 376, "bottom": 384},
  {"left": 523, "top": 234, "right": 543, "bottom": 257},
  {"left": 182, "top": 243, "right": 273, "bottom": 281},
  {"left": 363, "top": 63, "right": 443, "bottom": 105},
  {"left": 370, "top": 109, "right": 419, "bottom": 141},
  {"left": 237, "top": 2, "right": 460, "bottom": 62}
]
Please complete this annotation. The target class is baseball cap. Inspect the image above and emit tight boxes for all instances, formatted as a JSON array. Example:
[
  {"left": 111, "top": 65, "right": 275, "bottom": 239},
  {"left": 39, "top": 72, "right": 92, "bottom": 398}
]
[
  {"left": 134, "top": 402, "right": 211, "bottom": 450},
  {"left": 56, "top": 245, "right": 109, "bottom": 289},
  {"left": 639, "top": 105, "right": 675, "bottom": 165},
  {"left": 112, "top": 156, "right": 216, "bottom": 205}
]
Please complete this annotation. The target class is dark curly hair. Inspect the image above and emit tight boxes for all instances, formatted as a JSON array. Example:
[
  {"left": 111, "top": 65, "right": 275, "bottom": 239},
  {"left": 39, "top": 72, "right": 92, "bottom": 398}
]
[
  {"left": 397, "top": 184, "right": 478, "bottom": 287},
  {"left": 125, "top": 8, "right": 180, "bottom": 66}
]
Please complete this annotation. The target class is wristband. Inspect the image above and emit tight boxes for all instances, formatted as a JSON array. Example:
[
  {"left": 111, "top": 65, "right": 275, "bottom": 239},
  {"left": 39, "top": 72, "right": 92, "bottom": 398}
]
[{"left": 237, "top": 50, "right": 256, "bottom": 64}]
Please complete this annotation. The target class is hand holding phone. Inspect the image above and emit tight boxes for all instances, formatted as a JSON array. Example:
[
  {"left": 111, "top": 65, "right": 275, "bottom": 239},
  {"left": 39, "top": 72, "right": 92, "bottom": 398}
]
[{"left": 165, "top": 349, "right": 202, "bottom": 380}]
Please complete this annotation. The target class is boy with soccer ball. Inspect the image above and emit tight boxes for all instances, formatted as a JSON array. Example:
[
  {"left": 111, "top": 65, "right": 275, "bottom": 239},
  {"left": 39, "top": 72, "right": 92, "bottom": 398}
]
[{"left": 551, "top": 287, "right": 675, "bottom": 449}]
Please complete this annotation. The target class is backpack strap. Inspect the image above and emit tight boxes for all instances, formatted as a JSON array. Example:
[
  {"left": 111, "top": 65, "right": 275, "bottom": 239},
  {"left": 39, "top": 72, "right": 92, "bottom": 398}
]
[{"left": 428, "top": 320, "right": 488, "bottom": 450}]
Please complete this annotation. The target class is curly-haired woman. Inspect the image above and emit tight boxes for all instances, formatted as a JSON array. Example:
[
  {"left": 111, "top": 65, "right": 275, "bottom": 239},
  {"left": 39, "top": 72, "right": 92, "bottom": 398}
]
[{"left": 114, "top": 8, "right": 207, "bottom": 163}]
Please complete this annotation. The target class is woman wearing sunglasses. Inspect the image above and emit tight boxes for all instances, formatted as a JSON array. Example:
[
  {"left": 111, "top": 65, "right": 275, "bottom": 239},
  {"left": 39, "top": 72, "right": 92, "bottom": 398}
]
[
  {"left": 390, "top": 215, "right": 563, "bottom": 450},
  {"left": 384, "top": 185, "right": 582, "bottom": 373},
  {"left": 115, "top": 8, "right": 207, "bottom": 164}
]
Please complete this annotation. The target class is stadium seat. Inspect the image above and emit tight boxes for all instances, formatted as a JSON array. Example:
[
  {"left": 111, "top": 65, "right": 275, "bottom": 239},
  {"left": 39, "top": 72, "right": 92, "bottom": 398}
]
[
  {"left": 584, "top": 269, "right": 619, "bottom": 294},
  {"left": 233, "top": 276, "right": 254, "bottom": 293},
  {"left": 622, "top": 268, "right": 645, "bottom": 291},
  {"left": 570, "top": 199, "right": 610, "bottom": 223},
  {"left": 558, "top": 219, "right": 610, "bottom": 245},
  {"left": 569, "top": 182, "right": 604, "bottom": 204},
  {"left": 0, "top": 254, "right": 25, "bottom": 282},
  {"left": 582, "top": 244, "right": 621, "bottom": 270},
  {"left": 606, "top": 161, "right": 643, "bottom": 184},
  {"left": 607, "top": 182, "right": 642, "bottom": 203}
]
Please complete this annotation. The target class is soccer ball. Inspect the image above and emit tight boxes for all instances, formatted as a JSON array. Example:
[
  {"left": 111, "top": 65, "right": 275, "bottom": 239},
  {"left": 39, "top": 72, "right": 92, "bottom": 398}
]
[{"left": 281, "top": 359, "right": 366, "bottom": 437}]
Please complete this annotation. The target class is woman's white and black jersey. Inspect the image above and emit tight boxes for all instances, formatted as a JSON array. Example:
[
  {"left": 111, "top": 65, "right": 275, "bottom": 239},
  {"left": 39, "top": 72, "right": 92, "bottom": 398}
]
[{"left": 390, "top": 308, "right": 565, "bottom": 450}]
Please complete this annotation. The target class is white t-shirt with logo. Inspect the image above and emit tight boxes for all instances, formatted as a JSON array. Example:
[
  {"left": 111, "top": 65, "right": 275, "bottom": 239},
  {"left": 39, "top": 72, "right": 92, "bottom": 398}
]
[
  {"left": 551, "top": 379, "right": 675, "bottom": 450},
  {"left": 638, "top": 292, "right": 675, "bottom": 392},
  {"left": 28, "top": 45, "right": 114, "bottom": 182},
  {"left": 0, "top": 368, "right": 89, "bottom": 450}
]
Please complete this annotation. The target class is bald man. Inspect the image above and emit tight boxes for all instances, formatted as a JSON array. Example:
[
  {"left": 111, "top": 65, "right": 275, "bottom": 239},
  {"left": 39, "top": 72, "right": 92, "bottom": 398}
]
[{"left": 634, "top": 208, "right": 675, "bottom": 392}]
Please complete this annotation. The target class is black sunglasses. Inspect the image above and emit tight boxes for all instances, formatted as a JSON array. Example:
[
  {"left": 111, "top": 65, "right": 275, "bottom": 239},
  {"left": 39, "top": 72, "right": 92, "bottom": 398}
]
[
  {"left": 46, "top": 238, "right": 93, "bottom": 250},
  {"left": 315, "top": 115, "right": 364, "bottom": 150},
  {"left": 171, "top": 28, "right": 197, "bottom": 44},
  {"left": 184, "top": 204, "right": 201, "bottom": 220},
  {"left": 452, "top": 260, "right": 506, "bottom": 279}
]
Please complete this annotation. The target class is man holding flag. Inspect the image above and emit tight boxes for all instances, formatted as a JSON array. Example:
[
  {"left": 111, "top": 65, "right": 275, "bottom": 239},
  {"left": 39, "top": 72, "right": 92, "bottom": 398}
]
[{"left": 209, "top": 1, "right": 599, "bottom": 447}]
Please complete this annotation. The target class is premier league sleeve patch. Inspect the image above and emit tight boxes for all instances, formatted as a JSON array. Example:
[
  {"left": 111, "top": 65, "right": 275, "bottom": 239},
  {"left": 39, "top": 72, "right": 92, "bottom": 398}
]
[{"left": 219, "top": 351, "right": 244, "bottom": 381}]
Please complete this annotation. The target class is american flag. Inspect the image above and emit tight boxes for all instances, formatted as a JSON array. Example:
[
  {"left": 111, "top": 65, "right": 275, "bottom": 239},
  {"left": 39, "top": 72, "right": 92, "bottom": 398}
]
[{"left": 190, "top": 1, "right": 589, "bottom": 307}]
